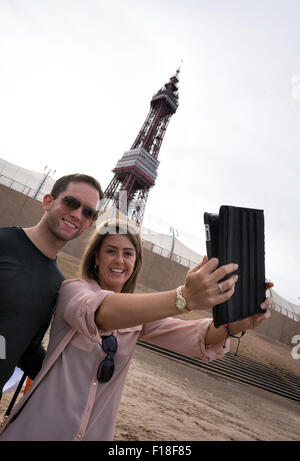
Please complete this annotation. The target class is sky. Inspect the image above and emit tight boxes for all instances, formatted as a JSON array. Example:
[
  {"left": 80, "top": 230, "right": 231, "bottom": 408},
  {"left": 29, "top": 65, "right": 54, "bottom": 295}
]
[{"left": 0, "top": 0, "right": 299, "bottom": 307}]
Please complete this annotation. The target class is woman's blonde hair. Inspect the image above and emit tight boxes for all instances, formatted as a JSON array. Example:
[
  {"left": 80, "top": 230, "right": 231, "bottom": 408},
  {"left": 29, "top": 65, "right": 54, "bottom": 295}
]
[{"left": 80, "top": 218, "right": 143, "bottom": 293}]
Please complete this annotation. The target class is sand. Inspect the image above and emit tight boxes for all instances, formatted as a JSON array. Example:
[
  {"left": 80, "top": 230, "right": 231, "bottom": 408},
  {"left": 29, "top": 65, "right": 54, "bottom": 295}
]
[
  {"left": 1, "top": 320, "right": 299, "bottom": 441},
  {"left": 114, "top": 345, "right": 300, "bottom": 441}
]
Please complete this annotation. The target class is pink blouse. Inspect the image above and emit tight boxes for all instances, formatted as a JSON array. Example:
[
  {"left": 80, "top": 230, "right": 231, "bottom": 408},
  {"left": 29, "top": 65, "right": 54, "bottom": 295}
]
[{"left": 0, "top": 279, "right": 229, "bottom": 441}]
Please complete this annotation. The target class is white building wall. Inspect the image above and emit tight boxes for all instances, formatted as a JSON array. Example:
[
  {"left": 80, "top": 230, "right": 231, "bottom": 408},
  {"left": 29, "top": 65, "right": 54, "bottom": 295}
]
[{"left": 0, "top": 158, "right": 55, "bottom": 201}]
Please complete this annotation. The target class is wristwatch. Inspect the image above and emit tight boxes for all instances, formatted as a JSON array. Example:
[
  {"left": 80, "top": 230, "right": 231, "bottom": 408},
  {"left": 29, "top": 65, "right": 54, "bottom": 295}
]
[{"left": 175, "top": 286, "right": 190, "bottom": 312}]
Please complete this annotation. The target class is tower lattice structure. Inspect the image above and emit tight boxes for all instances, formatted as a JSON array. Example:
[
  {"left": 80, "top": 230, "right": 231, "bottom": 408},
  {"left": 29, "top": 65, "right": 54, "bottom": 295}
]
[{"left": 104, "top": 69, "right": 180, "bottom": 226}]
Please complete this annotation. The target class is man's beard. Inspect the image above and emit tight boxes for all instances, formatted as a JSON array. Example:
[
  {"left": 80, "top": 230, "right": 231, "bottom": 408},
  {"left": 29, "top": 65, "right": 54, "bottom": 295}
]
[{"left": 46, "top": 214, "right": 81, "bottom": 243}]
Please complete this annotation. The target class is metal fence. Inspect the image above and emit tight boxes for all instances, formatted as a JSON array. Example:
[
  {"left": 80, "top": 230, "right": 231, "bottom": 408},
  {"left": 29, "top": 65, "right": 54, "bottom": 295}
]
[
  {"left": 269, "top": 298, "right": 299, "bottom": 322},
  {"left": 141, "top": 239, "right": 199, "bottom": 269},
  {"left": 0, "top": 174, "right": 38, "bottom": 198}
]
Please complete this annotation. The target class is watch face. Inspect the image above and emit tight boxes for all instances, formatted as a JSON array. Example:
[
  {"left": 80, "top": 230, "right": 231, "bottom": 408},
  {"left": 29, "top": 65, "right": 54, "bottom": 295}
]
[{"left": 177, "top": 297, "right": 186, "bottom": 309}]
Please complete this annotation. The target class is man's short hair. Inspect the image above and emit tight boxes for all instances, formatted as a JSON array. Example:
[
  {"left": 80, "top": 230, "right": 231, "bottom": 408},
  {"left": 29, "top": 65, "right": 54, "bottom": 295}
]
[{"left": 50, "top": 173, "right": 104, "bottom": 200}]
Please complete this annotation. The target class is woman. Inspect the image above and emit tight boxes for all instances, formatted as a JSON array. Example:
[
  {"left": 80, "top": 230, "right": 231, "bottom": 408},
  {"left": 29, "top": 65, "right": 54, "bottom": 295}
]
[{"left": 0, "top": 219, "right": 272, "bottom": 441}]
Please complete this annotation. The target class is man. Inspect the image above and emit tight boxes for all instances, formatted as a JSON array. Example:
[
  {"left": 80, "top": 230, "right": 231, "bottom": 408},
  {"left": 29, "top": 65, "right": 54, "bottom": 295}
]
[{"left": 0, "top": 173, "right": 103, "bottom": 399}]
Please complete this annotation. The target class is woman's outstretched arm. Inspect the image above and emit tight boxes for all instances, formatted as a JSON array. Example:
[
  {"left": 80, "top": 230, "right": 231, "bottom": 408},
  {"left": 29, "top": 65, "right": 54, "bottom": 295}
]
[{"left": 95, "top": 257, "right": 238, "bottom": 330}]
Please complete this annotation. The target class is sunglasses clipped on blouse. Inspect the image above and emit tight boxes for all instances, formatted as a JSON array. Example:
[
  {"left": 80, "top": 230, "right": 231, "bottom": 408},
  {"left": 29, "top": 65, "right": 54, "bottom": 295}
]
[{"left": 97, "top": 335, "right": 118, "bottom": 383}]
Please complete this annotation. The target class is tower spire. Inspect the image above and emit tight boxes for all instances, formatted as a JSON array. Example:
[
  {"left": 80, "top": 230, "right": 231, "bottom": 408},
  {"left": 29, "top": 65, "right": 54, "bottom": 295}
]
[{"left": 104, "top": 70, "right": 180, "bottom": 226}]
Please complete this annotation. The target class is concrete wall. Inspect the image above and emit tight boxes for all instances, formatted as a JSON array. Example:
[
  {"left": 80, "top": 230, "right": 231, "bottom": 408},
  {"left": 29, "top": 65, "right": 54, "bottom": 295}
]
[
  {"left": 138, "top": 246, "right": 187, "bottom": 291},
  {"left": 1, "top": 183, "right": 299, "bottom": 346},
  {"left": 254, "top": 309, "right": 300, "bottom": 345},
  {"left": 0, "top": 184, "right": 44, "bottom": 227}
]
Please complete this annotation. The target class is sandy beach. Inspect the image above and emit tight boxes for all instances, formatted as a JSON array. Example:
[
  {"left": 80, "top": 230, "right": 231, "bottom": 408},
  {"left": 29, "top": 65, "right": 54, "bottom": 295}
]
[{"left": 1, "top": 321, "right": 299, "bottom": 441}]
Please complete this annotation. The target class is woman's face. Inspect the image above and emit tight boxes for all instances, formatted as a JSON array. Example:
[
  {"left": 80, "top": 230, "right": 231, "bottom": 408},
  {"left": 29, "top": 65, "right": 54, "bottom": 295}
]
[{"left": 95, "top": 233, "right": 137, "bottom": 292}]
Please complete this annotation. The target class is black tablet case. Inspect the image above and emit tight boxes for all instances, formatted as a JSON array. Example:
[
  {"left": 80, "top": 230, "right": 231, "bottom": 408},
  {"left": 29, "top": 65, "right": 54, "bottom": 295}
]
[{"left": 204, "top": 205, "right": 266, "bottom": 328}]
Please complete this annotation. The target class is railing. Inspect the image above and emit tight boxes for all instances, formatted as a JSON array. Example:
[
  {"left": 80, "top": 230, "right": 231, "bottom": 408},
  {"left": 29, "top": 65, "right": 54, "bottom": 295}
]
[
  {"left": 0, "top": 174, "right": 37, "bottom": 198},
  {"left": 142, "top": 239, "right": 199, "bottom": 269},
  {"left": 270, "top": 300, "right": 299, "bottom": 322},
  {"left": 0, "top": 173, "right": 53, "bottom": 202}
]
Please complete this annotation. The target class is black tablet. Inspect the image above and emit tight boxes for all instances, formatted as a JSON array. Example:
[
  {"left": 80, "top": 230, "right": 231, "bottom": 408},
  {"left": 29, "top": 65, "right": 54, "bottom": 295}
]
[{"left": 204, "top": 205, "right": 266, "bottom": 328}]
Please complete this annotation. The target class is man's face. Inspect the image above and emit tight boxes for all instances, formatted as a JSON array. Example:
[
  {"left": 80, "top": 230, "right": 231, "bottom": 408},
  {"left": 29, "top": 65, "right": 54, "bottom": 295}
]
[{"left": 44, "top": 181, "right": 100, "bottom": 242}]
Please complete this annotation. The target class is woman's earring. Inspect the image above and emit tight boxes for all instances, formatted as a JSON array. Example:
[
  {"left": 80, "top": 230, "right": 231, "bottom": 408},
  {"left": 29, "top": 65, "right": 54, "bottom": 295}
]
[{"left": 94, "top": 264, "right": 99, "bottom": 271}]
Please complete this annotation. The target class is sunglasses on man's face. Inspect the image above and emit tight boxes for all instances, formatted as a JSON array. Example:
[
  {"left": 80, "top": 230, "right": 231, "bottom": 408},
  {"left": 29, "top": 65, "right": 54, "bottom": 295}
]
[
  {"left": 97, "top": 335, "right": 118, "bottom": 383},
  {"left": 61, "top": 195, "right": 99, "bottom": 222}
]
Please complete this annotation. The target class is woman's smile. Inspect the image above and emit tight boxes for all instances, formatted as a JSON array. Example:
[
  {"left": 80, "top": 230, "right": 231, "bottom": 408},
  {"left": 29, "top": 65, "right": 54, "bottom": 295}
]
[
  {"left": 110, "top": 268, "right": 125, "bottom": 274},
  {"left": 109, "top": 267, "right": 126, "bottom": 278},
  {"left": 95, "top": 234, "right": 136, "bottom": 292}
]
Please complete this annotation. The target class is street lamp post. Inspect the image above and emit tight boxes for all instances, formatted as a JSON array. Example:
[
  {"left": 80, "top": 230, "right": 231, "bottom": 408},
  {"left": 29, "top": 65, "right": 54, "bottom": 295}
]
[
  {"left": 34, "top": 166, "right": 56, "bottom": 200},
  {"left": 169, "top": 227, "right": 179, "bottom": 260}
]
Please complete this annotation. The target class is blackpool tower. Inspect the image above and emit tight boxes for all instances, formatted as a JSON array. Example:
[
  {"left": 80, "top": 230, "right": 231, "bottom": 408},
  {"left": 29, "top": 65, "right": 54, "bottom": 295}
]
[{"left": 104, "top": 68, "right": 180, "bottom": 226}]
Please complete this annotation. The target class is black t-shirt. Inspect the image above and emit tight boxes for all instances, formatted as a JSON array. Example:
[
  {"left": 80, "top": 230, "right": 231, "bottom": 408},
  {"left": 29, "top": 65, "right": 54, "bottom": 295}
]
[{"left": 0, "top": 227, "right": 64, "bottom": 393}]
